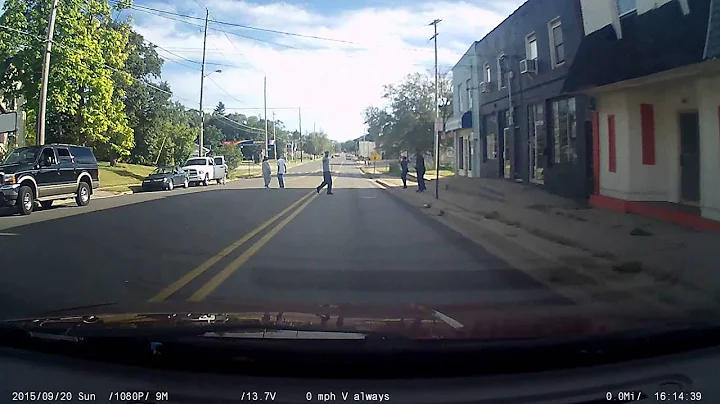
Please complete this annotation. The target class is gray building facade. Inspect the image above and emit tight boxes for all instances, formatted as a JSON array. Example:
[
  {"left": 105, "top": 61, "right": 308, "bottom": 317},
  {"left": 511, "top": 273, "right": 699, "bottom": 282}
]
[{"left": 448, "top": 0, "right": 593, "bottom": 199}]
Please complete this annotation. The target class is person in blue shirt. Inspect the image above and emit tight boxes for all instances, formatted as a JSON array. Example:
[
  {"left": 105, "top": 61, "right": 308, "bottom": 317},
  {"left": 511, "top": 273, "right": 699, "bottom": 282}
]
[{"left": 400, "top": 156, "right": 409, "bottom": 189}]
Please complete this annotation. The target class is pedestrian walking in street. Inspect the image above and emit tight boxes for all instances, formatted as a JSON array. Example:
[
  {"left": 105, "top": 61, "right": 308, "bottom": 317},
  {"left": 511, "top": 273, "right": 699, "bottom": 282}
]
[
  {"left": 400, "top": 156, "right": 409, "bottom": 189},
  {"left": 415, "top": 149, "right": 426, "bottom": 192},
  {"left": 277, "top": 154, "right": 287, "bottom": 189},
  {"left": 262, "top": 156, "right": 271, "bottom": 188},
  {"left": 316, "top": 151, "right": 333, "bottom": 195}
]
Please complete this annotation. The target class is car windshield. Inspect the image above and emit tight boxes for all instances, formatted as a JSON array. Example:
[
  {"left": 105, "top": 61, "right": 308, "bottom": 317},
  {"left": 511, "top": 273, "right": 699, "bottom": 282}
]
[
  {"left": 2, "top": 146, "right": 40, "bottom": 165},
  {"left": 3, "top": 0, "right": 720, "bottom": 375},
  {"left": 185, "top": 158, "right": 207, "bottom": 166},
  {"left": 152, "top": 167, "right": 174, "bottom": 175}
]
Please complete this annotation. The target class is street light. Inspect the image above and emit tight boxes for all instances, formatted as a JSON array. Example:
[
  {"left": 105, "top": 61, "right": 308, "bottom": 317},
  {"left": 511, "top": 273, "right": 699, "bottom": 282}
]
[{"left": 199, "top": 69, "right": 222, "bottom": 157}]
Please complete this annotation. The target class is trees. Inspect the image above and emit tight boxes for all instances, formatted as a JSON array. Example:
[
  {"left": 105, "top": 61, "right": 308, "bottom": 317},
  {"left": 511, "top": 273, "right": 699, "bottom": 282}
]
[
  {"left": 0, "top": 1, "right": 336, "bottom": 165},
  {"left": 213, "top": 101, "right": 226, "bottom": 116},
  {"left": 0, "top": 0, "right": 134, "bottom": 162},
  {"left": 363, "top": 72, "right": 450, "bottom": 159}
]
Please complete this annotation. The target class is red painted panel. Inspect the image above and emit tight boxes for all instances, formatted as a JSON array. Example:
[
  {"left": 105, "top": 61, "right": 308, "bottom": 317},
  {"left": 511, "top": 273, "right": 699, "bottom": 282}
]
[
  {"left": 641, "top": 104, "right": 655, "bottom": 165},
  {"left": 593, "top": 112, "right": 600, "bottom": 195},
  {"left": 608, "top": 115, "right": 616, "bottom": 173},
  {"left": 590, "top": 195, "right": 720, "bottom": 233}
]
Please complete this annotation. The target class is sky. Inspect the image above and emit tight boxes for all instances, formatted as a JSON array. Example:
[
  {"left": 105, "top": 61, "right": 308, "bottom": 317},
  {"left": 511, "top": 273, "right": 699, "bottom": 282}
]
[
  {"left": 126, "top": 0, "right": 530, "bottom": 142},
  {"left": 6, "top": 0, "right": 526, "bottom": 142}
]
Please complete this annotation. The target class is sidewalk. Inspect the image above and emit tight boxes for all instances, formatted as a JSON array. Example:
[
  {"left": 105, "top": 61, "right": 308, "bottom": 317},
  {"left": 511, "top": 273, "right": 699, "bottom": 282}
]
[{"left": 364, "top": 169, "right": 720, "bottom": 314}]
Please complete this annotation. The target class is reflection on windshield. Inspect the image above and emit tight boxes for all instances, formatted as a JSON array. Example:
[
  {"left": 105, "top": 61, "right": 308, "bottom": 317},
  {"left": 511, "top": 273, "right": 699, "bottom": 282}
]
[
  {"left": 152, "top": 167, "right": 173, "bottom": 175},
  {"left": 185, "top": 159, "right": 207, "bottom": 166},
  {"left": 3, "top": 147, "right": 40, "bottom": 165}
]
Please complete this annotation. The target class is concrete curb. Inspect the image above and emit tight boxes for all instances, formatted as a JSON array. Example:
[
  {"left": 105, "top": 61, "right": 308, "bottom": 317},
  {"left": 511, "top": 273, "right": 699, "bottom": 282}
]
[
  {"left": 97, "top": 183, "right": 140, "bottom": 192},
  {"left": 94, "top": 190, "right": 134, "bottom": 199}
]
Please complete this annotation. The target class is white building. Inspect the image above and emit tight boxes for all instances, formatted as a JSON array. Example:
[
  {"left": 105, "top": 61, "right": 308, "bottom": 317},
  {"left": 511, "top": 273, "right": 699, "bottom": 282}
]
[{"left": 564, "top": 0, "right": 720, "bottom": 229}]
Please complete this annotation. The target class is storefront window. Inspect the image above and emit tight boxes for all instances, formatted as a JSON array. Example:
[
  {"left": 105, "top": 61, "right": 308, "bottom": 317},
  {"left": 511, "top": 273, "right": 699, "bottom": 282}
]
[
  {"left": 468, "top": 138, "right": 473, "bottom": 171},
  {"left": 552, "top": 97, "right": 577, "bottom": 164},
  {"left": 487, "top": 132, "right": 497, "bottom": 160}
]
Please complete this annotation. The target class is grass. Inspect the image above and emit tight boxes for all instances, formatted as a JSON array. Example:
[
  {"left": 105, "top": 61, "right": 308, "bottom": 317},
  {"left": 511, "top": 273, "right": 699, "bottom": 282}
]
[
  {"left": 98, "top": 161, "right": 155, "bottom": 190},
  {"left": 96, "top": 158, "right": 316, "bottom": 192},
  {"left": 230, "top": 159, "right": 310, "bottom": 180}
]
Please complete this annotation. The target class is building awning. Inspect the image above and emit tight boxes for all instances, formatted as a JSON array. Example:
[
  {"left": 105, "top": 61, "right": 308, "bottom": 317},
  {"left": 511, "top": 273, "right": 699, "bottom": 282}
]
[
  {"left": 445, "top": 111, "right": 472, "bottom": 132},
  {"left": 562, "top": 0, "right": 711, "bottom": 93}
]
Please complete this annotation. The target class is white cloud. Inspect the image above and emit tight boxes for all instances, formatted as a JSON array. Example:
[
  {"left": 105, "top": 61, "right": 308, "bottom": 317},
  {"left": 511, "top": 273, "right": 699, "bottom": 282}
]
[{"left": 132, "top": 0, "right": 524, "bottom": 142}]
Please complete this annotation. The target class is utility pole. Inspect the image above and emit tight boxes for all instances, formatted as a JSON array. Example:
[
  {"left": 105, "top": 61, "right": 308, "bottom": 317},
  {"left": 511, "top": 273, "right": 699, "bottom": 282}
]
[
  {"left": 298, "top": 108, "right": 303, "bottom": 162},
  {"left": 264, "top": 76, "right": 268, "bottom": 158},
  {"left": 272, "top": 110, "right": 277, "bottom": 159},
  {"left": 313, "top": 122, "right": 316, "bottom": 159},
  {"left": 37, "top": 0, "right": 59, "bottom": 146},
  {"left": 429, "top": 18, "right": 442, "bottom": 199},
  {"left": 198, "top": 9, "right": 209, "bottom": 157}
]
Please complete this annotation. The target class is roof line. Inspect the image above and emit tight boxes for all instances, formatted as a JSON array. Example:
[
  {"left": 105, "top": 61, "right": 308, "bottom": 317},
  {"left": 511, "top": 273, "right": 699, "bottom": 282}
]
[
  {"left": 474, "top": 0, "right": 531, "bottom": 47},
  {"left": 703, "top": 0, "right": 717, "bottom": 58},
  {"left": 450, "top": 0, "right": 531, "bottom": 71}
]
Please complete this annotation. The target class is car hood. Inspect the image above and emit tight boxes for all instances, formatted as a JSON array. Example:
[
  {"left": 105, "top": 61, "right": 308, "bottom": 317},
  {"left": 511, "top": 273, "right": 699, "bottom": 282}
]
[
  {"left": 0, "top": 162, "right": 31, "bottom": 174},
  {"left": 182, "top": 165, "right": 207, "bottom": 170},
  {"left": 0, "top": 302, "right": 695, "bottom": 340}
]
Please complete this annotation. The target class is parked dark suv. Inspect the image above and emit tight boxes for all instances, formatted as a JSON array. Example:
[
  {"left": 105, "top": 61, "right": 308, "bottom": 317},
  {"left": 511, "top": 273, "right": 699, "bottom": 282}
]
[{"left": 0, "top": 144, "right": 100, "bottom": 215}]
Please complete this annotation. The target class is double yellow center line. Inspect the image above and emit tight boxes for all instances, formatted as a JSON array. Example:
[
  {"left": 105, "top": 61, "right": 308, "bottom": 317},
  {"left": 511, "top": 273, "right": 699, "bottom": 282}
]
[{"left": 149, "top": 189, "right": 319, "bottom": 303}]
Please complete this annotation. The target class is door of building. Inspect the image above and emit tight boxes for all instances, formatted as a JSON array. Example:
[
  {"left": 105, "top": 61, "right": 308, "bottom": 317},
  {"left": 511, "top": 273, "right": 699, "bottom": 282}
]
[
  {"left": 679, "top": 112, "right": 700, "bottom": 204},
  {"left": 468, "top": 136, "right": 473, "bottom": 177},
  {"left": 528, "top": 103, "right": 546, "bottom": 184}
]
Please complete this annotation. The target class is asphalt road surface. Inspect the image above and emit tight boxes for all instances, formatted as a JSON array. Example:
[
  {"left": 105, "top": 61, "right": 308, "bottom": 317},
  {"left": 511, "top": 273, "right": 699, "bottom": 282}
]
[{"left": 0, "top": 156, "right": 570, "bottom": 319}]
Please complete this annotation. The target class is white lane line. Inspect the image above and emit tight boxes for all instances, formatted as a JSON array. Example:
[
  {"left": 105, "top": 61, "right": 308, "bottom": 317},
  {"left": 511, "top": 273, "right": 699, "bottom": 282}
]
[{"left": 0, "top": 232, "right": 19, "bottom": 236}]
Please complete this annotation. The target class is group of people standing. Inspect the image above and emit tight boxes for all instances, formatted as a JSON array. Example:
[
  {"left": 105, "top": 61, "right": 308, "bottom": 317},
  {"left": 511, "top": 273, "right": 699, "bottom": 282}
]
[
  {"left": 400, "top": 150, "right": 427, "bottom": 193},
  {"left": 261, "top": 151, "right": 333, "bottom": 195},
  {"left": 261, "top": 155, "right": 287, "bottom": 189}
]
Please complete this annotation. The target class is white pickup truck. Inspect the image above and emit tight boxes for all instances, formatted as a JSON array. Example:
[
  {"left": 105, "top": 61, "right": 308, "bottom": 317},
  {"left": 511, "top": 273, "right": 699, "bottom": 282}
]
[{"left": 182, "top": 156, "right": 228, "bottom": 186}]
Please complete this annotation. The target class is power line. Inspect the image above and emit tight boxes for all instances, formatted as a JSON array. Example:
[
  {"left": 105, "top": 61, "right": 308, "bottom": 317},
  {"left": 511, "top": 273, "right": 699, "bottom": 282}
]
[
  {"left": 0, "top": 23, "right": 192, "bottom": 104},
  {"left": 122, "top": 3, "right": 463, "bottom": 56},
  {"left": 210, "top": 113, "right": 265, "bottom": 133},
  {"left": 223, "top": 107, "right": 300, "bottom": 110},
  {"left": 116, "top": 4, "right": 471, "bottom": 69},
  {"left": 206, "top": 75, "right": 244, "bottom": 105},
  {"left": 122, "top": 5, "right": 299, "bottom": 51}
]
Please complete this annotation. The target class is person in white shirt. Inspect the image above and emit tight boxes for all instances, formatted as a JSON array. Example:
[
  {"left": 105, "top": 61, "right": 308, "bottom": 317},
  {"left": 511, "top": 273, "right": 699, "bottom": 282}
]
[
  {"left": 276, "top": 155, "right": 287, "bottom": 189},
  {"left": 261, "top": 156, "right": 271, "bottom": 188},
  {"left": 315, "top": 151, "right": 333, "bottom": 195}
]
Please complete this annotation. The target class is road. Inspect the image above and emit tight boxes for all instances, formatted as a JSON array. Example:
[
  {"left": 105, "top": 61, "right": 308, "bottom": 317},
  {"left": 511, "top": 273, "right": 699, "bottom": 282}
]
[{"left": 0, "top": 157, "right": 570, "bottom": 319}]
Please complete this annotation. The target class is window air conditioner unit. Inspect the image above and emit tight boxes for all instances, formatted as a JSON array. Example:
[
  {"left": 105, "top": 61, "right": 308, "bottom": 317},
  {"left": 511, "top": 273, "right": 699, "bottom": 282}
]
[
  {"left": 520, "top": 59, "right": 537, "bottom": 74},
  {"left": 479, "top": 82, "right": 490, "bottom": 93}
]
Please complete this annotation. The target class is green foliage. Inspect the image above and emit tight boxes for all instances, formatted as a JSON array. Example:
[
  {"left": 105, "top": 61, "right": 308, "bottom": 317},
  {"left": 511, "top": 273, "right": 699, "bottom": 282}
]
[
  {"left": 0, "top": 0, "right": 134, "bottom": 161},
  {"left": 0, "top": 1, "right": 336, "bottom": 164},
  {"left": 363, "top": 73, "right": 451, "bottom": 158},
  {"left": 220, "top": 144, "right": 243, "bottom": 170},
  {"left": 213, "top": 101, "right": 225, "bottom": 116},
  {"left": 341, "top": 139, "right": 358, "bottom": 153}
]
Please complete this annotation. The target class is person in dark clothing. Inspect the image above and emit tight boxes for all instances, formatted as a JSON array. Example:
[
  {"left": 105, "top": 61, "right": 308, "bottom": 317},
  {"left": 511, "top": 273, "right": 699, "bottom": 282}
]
[
  {"left": 400, "top": 156, "right": 409, "bottom": 189},
  {"left": 415, "top": 150, "right": 426, "bottom": 192},
  {"left": 316, "top": 151, "right": 333, "bottom": 195}
]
